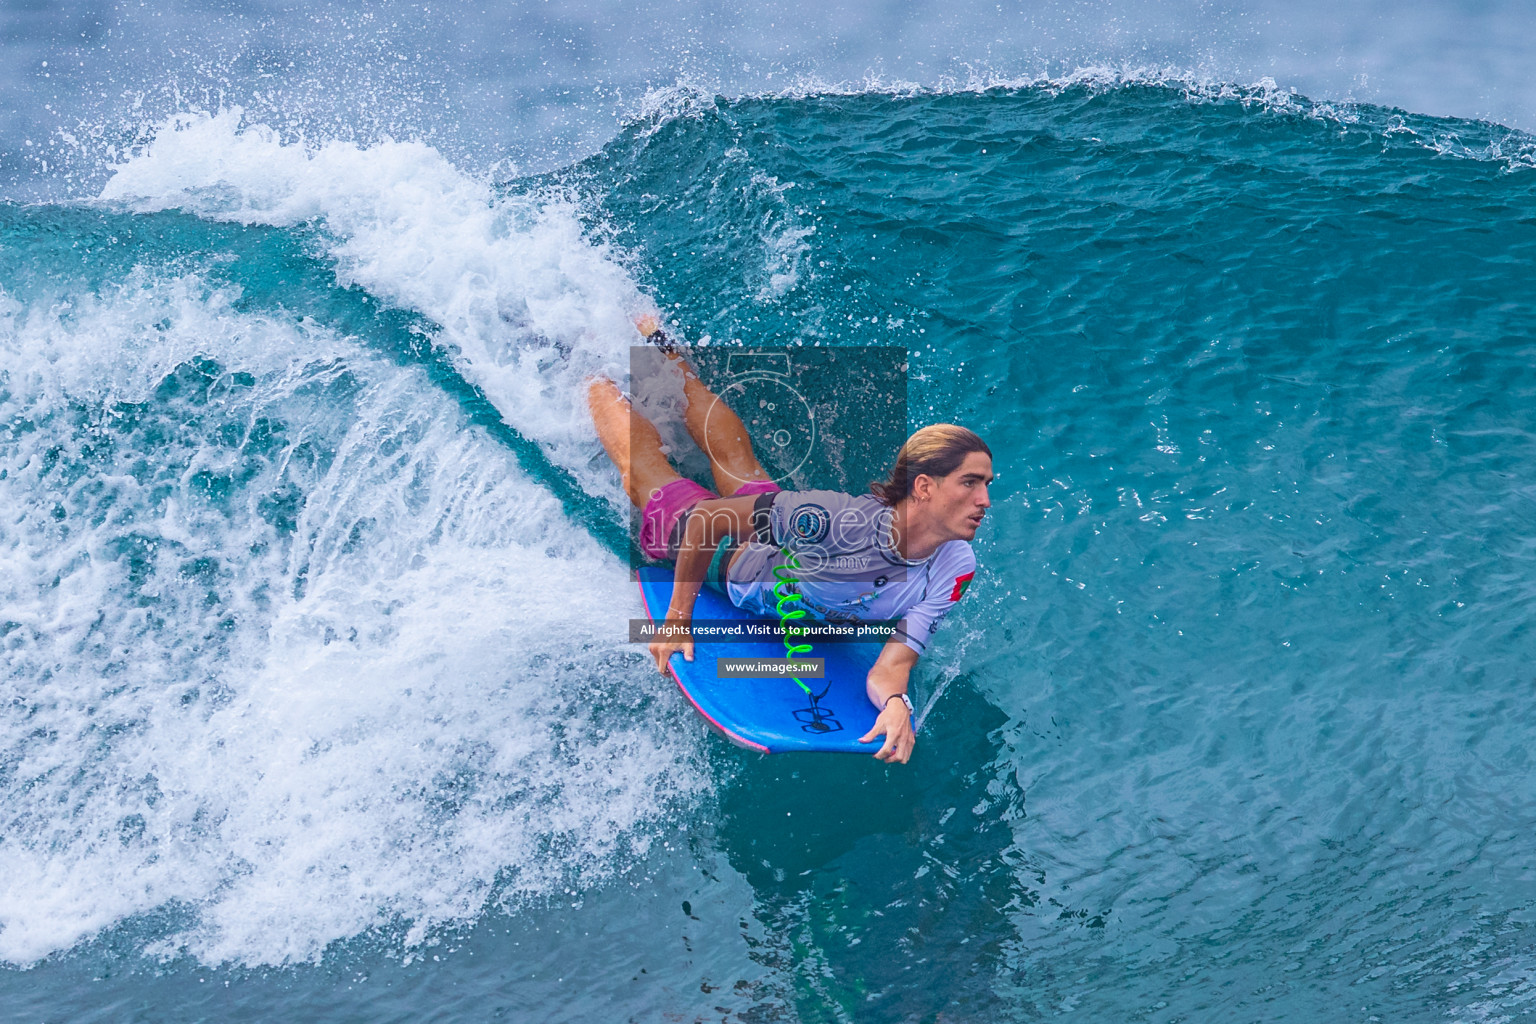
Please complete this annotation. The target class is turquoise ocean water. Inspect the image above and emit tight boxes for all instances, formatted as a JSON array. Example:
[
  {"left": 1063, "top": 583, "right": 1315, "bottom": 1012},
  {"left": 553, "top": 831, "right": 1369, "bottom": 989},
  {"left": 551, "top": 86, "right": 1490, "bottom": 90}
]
[{"left": 4, "top": 54, "right": 1536, "bottom": 1024}]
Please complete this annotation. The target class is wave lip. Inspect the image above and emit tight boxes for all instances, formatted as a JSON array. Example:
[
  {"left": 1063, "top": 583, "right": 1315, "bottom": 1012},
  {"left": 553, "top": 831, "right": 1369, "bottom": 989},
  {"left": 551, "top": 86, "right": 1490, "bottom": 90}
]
[
  {"left": 98, "top": 107, "right": 657, "bottom": 502},
  {"left": 623, "top": 72, "right": 1536, "bottom": 174}
]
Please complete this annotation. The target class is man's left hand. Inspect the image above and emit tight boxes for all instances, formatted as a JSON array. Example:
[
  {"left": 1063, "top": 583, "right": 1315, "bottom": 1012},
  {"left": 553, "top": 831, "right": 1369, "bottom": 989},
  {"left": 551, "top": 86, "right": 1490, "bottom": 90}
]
[{"left": 859, "top": 698, "right": 915, "bottom": 763}]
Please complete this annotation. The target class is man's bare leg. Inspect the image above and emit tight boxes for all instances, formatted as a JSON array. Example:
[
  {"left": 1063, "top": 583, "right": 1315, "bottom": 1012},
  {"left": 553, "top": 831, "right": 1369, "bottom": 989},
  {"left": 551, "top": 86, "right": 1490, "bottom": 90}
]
[
  {"left": 587, "top": 376, "right": 683, "bottom": 509},
  {"left": 679, "top": 369, "right": 774, "bottom": 496},
  {"left": 634, "top": 315, "right": 773, "bottom": 497}
]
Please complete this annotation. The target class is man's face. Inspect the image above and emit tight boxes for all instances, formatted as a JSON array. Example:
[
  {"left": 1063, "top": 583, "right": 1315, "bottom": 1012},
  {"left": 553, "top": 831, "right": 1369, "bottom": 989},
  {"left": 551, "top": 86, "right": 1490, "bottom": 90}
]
[{"left": 928, "top": 451, "right": 994, "bottom": 541}]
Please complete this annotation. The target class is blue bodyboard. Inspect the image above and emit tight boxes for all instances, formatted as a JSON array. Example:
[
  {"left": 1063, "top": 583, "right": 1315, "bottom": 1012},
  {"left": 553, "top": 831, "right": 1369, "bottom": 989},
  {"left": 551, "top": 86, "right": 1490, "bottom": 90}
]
[{"left": 635, "top": 567, "right": 890, "bottom": 753}]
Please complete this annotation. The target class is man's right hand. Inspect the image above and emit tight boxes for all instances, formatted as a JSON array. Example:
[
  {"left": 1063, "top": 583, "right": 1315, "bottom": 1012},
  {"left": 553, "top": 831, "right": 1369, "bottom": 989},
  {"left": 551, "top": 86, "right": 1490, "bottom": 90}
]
[{"left": 648, "top": 617, "right": 694, "bottom": 674}]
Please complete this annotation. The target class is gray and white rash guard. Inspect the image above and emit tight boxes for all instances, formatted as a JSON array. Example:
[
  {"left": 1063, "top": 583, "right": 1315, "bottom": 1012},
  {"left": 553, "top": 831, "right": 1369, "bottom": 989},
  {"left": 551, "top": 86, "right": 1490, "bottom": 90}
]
[{"left": 724, "top": 489, "right": 977, "bottom": 656}]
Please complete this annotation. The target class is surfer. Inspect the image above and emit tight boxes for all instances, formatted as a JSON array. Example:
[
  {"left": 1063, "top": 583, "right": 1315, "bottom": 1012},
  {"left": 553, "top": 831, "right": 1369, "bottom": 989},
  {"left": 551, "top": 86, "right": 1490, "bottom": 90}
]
[{"left": 589, "top": 316, "right": 991, "bottom": 764}]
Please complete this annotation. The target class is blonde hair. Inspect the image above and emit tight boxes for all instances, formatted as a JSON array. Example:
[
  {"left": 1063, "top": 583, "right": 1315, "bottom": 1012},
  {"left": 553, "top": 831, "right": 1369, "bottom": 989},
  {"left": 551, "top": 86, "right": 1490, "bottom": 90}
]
[{"left": 870, "top": 424, "right": 991, "bottom": 506}]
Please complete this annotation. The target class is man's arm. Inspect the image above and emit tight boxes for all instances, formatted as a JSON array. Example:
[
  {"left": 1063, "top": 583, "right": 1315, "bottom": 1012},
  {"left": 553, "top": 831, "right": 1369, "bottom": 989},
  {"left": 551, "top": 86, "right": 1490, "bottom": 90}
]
[
  {"left": 648, "top": 493, "right": 764, "bottom": 673},
  {"left": 857, "top": 640, "right": 919, "bottom": 763}
]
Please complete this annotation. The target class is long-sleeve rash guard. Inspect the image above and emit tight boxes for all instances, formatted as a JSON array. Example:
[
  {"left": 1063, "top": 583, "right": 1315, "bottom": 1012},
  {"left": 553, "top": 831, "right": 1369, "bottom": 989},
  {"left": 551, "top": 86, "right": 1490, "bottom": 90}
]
[{"left": 723, "top": 489, "right": 976, "bottom": 656}]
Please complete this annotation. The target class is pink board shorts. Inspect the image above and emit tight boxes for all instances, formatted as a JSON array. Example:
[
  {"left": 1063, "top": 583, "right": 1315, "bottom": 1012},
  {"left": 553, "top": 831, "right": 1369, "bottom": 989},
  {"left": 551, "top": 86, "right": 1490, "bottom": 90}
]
[{"left": 640, "top": 477, "right": 782, "bottom": 561}]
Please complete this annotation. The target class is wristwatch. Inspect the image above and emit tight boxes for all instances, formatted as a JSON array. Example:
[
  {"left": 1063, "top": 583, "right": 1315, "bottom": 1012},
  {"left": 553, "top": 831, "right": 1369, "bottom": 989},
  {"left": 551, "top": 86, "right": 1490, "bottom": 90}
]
[{"left": 884, "top": 692, "right": 915, "bottom": 717}]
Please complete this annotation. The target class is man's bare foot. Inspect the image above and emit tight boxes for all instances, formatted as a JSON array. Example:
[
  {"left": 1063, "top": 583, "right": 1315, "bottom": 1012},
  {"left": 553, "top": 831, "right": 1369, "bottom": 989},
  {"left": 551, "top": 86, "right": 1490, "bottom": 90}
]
[{"left": 634, "top": 312, "right": 697, "bottom": 372}]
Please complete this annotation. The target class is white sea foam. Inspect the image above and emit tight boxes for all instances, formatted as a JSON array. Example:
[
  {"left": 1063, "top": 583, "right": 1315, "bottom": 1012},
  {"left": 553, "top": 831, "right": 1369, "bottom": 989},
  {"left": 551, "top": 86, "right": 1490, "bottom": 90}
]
[
  {"left": 98, "top": 109, "right": 659, "bottom": 503},
  {"left": 744, "top": 170, "right": 814, "bottom": 302},
  {"left": 0, "top": 274, "right": 704, "bottom": 967}
]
